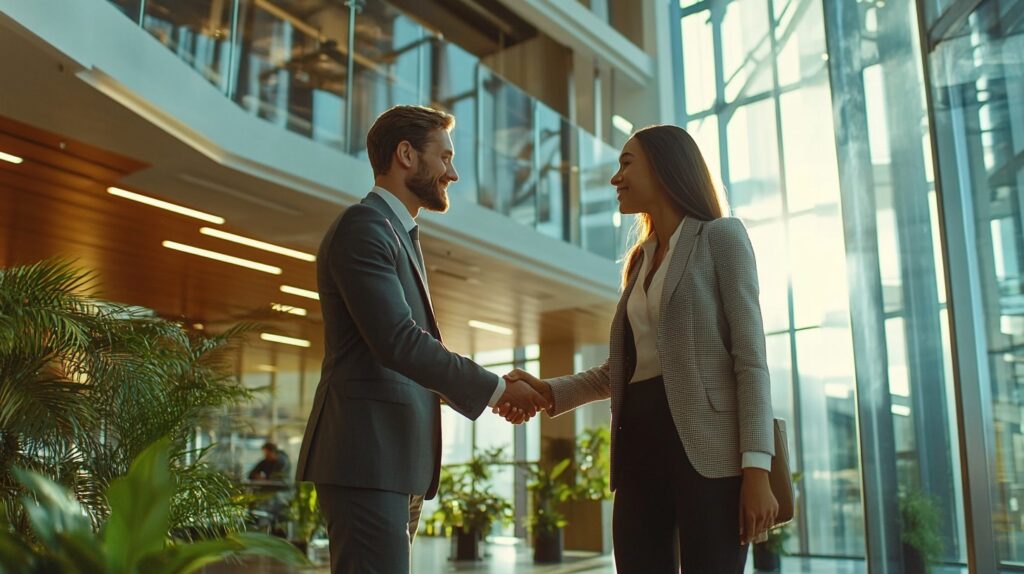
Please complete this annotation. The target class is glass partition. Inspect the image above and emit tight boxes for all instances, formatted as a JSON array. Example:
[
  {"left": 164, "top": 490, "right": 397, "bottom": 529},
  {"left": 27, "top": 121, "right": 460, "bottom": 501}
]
[
  {"left": 143, "top": 0, "right": 236, "bottom": 92},
  {"left": 233, "top": 0, "right": 348, "bottom": 150},
  {"left": 578, "top": 129, "right": 626, "bottom": 259},
  {"left": 478, "top": 70, "right": 537, "bottom": 227},
  {"left": 105, "top": 0, "right": 630, "bottom": 262},
  {"left": 349, "top": 1, "right": 430, "bottom": 159}
]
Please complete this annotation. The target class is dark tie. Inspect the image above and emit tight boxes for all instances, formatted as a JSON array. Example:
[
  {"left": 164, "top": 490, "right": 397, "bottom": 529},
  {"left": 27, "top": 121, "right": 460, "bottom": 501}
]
[{"left": 408, "top": 225, "right": 428, "bottom": 285}]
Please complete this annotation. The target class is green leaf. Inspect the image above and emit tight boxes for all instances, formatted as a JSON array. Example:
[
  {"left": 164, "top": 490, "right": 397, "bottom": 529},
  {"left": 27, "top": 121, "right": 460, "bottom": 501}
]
[
  {"left": 12, "top": 467, "right": 92, "bottom": 546},
  {"left": 103, "top": 438, "right": 173, "bottom": 574},
  {"left": 140, "top": 532, "right": 308, "bottom": 574},
  {"left": 550, "top": 459, "right": 571, "bottom": 481}
]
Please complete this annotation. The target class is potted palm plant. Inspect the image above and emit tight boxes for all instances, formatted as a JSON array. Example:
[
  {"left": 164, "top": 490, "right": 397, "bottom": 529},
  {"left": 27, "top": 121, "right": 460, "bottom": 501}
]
[
  {"left": 432, "top": 447, "right": 514, "bottom": 561},
  {"left": 564, "top": 427, "right": 613, "bottom": 553},
  {"left": 0, "top": 259, "right": 257, "bottom": 539},
  {"left": 521, "top": 458, "right": 574, "bottom": 563},
  {"left": 0, "top": 439, "right": 307, "bottom": 572}
]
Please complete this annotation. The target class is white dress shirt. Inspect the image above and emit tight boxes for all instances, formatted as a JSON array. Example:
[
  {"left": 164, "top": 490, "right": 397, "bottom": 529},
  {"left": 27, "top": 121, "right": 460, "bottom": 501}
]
[
  {"left": 370, "top": 187, "right": 506, "bottom": 407},
  {"left": 626, "top": 219, "right": 770, "bottom": 471}
]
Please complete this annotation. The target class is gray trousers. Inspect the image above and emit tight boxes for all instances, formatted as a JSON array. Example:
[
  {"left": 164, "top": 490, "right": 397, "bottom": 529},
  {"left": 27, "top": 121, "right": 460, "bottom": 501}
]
[{"left": 315, "top": 484, "right": 424, "bottom": 574}]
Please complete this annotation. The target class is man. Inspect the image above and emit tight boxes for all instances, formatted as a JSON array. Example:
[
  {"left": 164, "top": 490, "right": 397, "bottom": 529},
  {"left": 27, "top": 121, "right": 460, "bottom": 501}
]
[
  {"left": 248, "top": 442, "right": 286, "bottom": 481},
  {"left": 296, "top": 105, "right": 548, "bottom": 574}
]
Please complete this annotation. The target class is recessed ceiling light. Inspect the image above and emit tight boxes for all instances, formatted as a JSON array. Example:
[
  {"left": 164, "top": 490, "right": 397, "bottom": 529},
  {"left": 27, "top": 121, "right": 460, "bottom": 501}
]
[
  {"left": 108, "top": 187, "right": 225, "bottom": 224},
  {"left": 162, "top": 240, "right": 282, "bottom": 274},
  {"left": 272, "top": 303, "right": 308, "bottom": 316},
  {"left": 0, "top": 151, "right": 24, "bottom": 164},
  {"left": 280, "top": 285, "right": 319, "bottom": 300},
  {"left": 200, "top": 227, "right": 315, "bottom": 262},
  {"left": 260, "top": 333, "right": 311, "bottom": 348},
  {"left": 468, "top": 320, "right": 513, "bottom": 336}
]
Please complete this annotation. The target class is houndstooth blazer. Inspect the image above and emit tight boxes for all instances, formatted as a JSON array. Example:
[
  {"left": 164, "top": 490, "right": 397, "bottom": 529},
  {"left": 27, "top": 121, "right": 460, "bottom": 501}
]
[{"left": 546, "top": 216, "right": 775, "bottom": 487}]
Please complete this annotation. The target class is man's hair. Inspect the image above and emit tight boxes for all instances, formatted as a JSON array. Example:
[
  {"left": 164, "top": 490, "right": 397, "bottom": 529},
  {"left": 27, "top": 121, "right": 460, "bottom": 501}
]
[
  {"left": 366, "top": 105, "right": 455, "bottom": 176},
  {"left": 261, "top": 442, "right": 277, "bottom": 452}
]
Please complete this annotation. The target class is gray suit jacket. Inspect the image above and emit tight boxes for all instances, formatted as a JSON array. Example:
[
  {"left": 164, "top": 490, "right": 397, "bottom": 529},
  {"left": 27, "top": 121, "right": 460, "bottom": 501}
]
[
  {"left": 546, "top": 217, "right": 774, "bottom": 485},
  {"left": 296, "top": 193, "right": 499, "bottom": 499}
]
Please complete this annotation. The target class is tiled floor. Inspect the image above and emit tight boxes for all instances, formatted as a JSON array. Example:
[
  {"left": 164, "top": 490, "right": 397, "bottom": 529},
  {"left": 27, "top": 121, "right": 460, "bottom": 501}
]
[{"left": 203, "top": 536, "right": 972, "bottom": 573}]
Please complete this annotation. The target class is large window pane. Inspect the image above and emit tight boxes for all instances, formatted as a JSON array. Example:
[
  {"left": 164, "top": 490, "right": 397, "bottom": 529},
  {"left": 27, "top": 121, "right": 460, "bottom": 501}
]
[
  {"left": 930, "top": 0, "right": 1024, "bottom": 564},
  {"left": 721, "top": 0, "right": 773, "bottom": 102},
  {"left": 681, "top": 11, "right": 716, "bottom": 115},
  {"left": 726, "top": 100, "right": 782, "bottom": 223}
]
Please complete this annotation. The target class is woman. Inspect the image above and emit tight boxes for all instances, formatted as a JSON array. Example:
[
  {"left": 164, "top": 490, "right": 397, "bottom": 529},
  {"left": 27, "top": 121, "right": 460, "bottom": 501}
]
[{"left": 504, "top": 125, "right": 777, "bottom": 572}]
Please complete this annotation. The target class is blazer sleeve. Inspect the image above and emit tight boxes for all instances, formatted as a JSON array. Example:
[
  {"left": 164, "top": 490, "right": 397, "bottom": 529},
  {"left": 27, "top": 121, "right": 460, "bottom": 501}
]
[
  {"left": 329, "top": 206, "right": 498, "bottom": 420},
  {"left": 545, "top": 360, "right": 613, "bottom": 417},
  {"left": 709, "top": 218, "right": 775, "bottom": 456}
]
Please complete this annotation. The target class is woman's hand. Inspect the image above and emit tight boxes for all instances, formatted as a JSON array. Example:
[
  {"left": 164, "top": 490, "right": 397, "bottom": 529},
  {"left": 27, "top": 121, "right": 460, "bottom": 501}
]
[
  {"left": 499, "top": 368, "right": 554, "bottom": 412},
  {"left": 739, "top": 468, "right": 778, "bottom": 545}
]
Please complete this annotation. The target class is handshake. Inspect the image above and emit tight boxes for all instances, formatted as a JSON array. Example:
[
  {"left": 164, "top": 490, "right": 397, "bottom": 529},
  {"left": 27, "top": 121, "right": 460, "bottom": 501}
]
[{"left": 491, "top": 369, "right": 553, "bottom": 424}]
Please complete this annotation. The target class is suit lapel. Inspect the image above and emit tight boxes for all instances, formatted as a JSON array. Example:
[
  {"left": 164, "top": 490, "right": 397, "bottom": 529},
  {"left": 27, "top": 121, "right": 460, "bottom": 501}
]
[
  {"left": 362, "top": 194, "right": 440, "bottom": 335},
  {"left": 658, "top": 217, "right": 703, "bottom": 324},
  {"left": 611, "top": 259, "right": 642, "bottom": 403}
]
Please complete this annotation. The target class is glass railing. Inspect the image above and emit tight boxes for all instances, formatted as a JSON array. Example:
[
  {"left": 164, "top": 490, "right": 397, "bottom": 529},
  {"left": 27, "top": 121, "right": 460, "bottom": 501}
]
[{"left": 109, "top": 0, "right": 631, "bottom": 261}]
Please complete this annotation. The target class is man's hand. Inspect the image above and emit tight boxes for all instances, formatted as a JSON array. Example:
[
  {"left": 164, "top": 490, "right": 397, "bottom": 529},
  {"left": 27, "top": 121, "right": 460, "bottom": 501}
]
[
  {"left": 502, "top": 368, "right": 554, "bottom": 411},
  {"left": 492, "top": 377, "right": 551, "bottom": 424}
]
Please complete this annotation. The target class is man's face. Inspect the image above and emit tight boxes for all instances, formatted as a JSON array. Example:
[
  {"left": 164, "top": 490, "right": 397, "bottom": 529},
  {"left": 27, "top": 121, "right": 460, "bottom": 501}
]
[
  {"left": 263, "top": 448, "right": 276, "bottom": 460},
  {"left": 406, "top": 129, "right": 459, "bottom": 213}
]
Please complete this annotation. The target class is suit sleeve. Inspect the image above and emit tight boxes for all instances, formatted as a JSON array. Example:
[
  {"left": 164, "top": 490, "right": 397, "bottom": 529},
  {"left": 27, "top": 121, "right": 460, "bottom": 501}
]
[
  {"left": 329, "top": 207, "right": 498, "bottom": 420},
  {"left": 710, "top": 218, "right": 775, "bottom": 457},
  {"left": 545, "top": 360, "right": 612, "bottom": 417}
]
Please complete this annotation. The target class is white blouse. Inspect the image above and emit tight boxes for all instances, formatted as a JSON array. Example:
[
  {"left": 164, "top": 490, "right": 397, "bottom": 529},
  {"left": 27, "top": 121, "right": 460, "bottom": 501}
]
[{"left": 627, "top": 221, "right": 684, "bottom": 384}]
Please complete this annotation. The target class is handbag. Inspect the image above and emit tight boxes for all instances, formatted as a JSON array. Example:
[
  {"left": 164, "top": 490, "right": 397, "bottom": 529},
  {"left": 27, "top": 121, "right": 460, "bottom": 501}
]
[{"left": 769, "top": 418, "right": 795, "bottom": 528}]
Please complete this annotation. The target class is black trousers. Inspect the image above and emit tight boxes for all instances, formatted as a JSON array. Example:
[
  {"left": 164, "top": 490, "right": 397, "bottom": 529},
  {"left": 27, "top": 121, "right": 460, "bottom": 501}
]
[
  {"left": 613, "top": 376, "right": 748, "bottom": 574},
  {"left": 315, "top": 484, "right": 423, "bottom": 574}
]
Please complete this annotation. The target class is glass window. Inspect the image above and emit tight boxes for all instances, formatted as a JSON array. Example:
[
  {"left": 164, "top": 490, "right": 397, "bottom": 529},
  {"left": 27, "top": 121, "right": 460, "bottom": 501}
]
[
  {"left": 433, "top": 41, "right": 480, "bottom": 205},
  {"left": 681, "top": 11, "right": 716, "bottom": 115},
  {"left": 726, "top": 100, "right": 783, "bottom": 223},
  {"left": 930, "top": 1, "right": 1024, "bottom": 564},
  {"left": 721, "top": 0, "right": 773, "bottom": 102}
]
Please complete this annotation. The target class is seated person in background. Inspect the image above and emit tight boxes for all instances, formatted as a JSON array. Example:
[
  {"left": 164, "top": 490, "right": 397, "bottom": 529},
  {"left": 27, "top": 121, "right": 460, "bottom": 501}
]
[{"left": 248, "top": 442, "right": 286, "bottom": 481}]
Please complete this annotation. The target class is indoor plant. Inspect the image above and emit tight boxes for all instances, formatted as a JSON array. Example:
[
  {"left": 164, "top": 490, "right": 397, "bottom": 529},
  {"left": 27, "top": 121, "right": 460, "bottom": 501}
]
[
  {"left": 521, "top": 458, "right": 574, "bottom": 563},
  {"left": 899, "top": 488, "right": 942, "bottom": 573},
  {"left": 0, "top": 438, "right": 307, "bottom": 573},
  {"left": 432, "top": 447, "right": 513, "bottom": 560}
]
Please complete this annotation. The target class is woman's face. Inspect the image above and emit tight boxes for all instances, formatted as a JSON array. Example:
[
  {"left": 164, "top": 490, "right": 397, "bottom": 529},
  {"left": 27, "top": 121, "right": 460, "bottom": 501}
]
[{"left": 611, "top": 137, "right": 663, "bottom": 215}]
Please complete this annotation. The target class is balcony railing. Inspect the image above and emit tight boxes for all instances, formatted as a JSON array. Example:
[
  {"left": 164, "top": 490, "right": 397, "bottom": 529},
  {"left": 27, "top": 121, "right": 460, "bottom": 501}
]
[{"left": 107, "top": 0, "right": 632, "bottom": 261}]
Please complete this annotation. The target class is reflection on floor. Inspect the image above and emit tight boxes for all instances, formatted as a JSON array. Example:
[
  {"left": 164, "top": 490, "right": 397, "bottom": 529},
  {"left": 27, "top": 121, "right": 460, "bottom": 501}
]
[{"left": 201, "top": 536, "right": 972, "bottom": 573}]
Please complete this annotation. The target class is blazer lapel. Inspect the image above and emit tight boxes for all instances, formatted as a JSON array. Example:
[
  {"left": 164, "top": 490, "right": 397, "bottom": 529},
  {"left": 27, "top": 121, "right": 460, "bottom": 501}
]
[
  {"left": 658, "top": 217, "right": 704, "bottom": 323},
  {"left": 611, "top": 259, "right": 643, "bottom": 404},
  {"left": 362, "top": 194, "right": 440, "bottom": 334}
]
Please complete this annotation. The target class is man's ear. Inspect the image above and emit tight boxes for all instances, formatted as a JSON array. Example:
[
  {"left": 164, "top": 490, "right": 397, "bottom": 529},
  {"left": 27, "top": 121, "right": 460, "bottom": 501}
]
[{"left": 395, "top": 140, "right": 416, "bottom": 170}]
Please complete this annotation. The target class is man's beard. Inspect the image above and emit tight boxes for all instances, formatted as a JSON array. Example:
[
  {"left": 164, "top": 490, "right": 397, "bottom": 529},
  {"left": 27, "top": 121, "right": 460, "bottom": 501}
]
[{"left": 406, "top": 160, "right": 449, "bottom": 212}]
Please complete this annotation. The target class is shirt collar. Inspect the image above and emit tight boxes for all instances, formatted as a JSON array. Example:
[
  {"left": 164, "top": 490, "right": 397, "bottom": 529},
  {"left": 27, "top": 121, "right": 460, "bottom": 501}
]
[
  {"left": 641, "top": 217, "right": 686, "bottom": 258},
  {"left": 370, "top": 186, "right": 417, "bottom": 233}
]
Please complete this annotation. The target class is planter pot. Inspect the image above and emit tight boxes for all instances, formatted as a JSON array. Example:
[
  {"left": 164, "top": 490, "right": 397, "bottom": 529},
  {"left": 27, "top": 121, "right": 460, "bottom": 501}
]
[
  {"left": 452, "top": 527, "right": 481, "bottom": 561},
  {"left": 534, "top": 528, "right": 564, "bottom": 563},
  {"left": 903, "top": 543, "right": 927, "bottom": 574},
  {"left": 752, "top": 543, "right": 780, "bottom": 572}
]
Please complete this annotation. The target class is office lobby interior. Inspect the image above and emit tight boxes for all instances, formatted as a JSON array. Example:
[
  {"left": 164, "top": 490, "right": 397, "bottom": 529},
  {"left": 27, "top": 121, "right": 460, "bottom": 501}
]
[{"left": 0, "top": 0, "right": 1022, "bottom": 572}]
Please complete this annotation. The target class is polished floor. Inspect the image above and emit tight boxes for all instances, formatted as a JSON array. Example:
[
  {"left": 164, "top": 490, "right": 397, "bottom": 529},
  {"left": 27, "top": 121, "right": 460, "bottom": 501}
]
[{"left": 202, "top": 536, "right": 973, "bottom": 573}]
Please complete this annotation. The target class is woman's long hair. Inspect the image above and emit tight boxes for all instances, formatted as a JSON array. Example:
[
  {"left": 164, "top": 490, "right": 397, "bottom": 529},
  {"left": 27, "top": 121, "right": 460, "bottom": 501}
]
[{"left": 620, "top": 125, "right": 727, "bottom": 289}]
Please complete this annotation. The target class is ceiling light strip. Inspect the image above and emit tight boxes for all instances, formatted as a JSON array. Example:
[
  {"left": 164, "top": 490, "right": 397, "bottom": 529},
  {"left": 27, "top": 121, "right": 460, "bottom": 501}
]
[
  {"left": 260, "top": 333, "right": 311, "bottom": 348},
  {"left": 200, "top": 227, "right": 315, "bottom": 262},
  {"left": 280, "top": 285, "right": 320, "bottom": 300},
  {"left": 468, "top": 320, "right": 513, "bottom": 336},
  {"left": 162, "top": 240, "right": 282, "bottom": 274},
  {"left": 108, "top": 187, "right": 225, "bottom": 224},
  {"left": 0, "top": 151, "right": 24, "bottom": 164}
]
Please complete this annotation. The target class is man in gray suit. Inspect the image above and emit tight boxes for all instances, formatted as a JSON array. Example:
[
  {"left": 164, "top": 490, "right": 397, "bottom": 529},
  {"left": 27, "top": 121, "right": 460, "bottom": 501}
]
[{"left": 296, "top": 105, "right": 548, "bottom": 574}]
